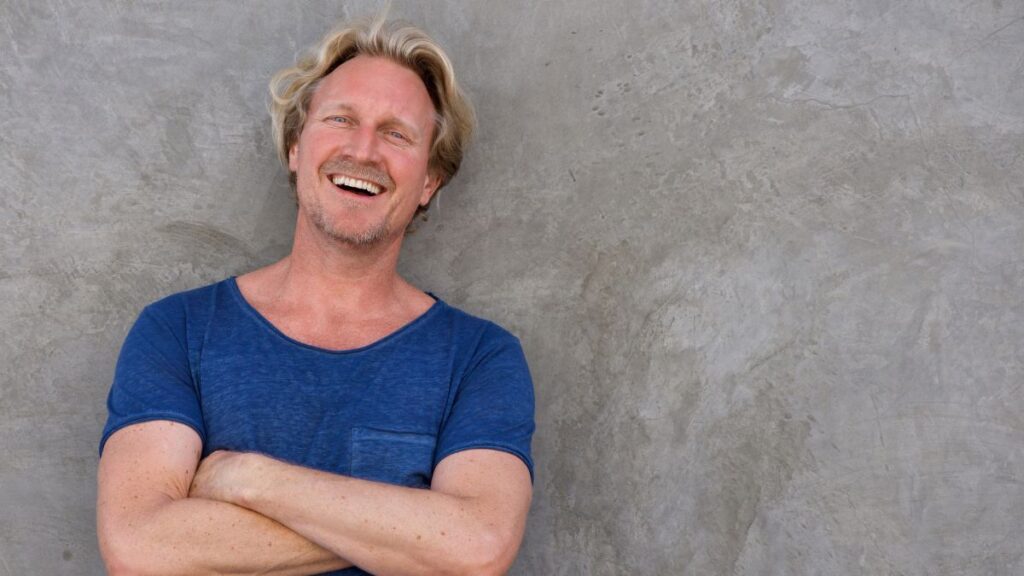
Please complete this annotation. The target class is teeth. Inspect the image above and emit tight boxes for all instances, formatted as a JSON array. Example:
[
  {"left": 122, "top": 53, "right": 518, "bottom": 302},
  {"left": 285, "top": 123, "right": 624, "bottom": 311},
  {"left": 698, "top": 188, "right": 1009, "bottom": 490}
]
[{"left": 331, "top": 175, "right": 381, "bottom": 195}]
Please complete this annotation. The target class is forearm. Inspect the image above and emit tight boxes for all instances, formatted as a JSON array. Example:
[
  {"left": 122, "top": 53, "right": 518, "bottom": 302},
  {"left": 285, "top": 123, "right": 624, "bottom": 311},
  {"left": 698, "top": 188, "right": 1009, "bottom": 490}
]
[
  {"left": 254, "top": 474, "right": 487, "bottom": 575},
  {"left": 231, "top": 456, "right": 522, "bottom": 576},
  {"left": 99, "top": 494, "right": 352, "bottom": 576}
]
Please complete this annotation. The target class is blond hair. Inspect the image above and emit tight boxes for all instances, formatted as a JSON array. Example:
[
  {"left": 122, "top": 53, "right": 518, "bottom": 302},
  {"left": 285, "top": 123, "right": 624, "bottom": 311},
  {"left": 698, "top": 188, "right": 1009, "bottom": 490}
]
[{"left": 269, "top": 16, "right": 475, "bottom": 216}]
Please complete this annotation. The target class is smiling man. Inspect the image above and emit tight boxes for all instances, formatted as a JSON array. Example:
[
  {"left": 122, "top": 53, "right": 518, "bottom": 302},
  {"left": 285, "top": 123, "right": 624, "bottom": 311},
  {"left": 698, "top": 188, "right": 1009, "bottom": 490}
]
[{"left": 97, "top": 17, "right": 535, "bottom": 576}]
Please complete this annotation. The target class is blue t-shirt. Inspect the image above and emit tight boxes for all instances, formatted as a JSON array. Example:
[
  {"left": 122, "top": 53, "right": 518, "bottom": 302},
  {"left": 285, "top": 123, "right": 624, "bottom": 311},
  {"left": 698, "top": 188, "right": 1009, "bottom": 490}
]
[{"left": 100, "top": 277, "right": 534, "bottom": 576}]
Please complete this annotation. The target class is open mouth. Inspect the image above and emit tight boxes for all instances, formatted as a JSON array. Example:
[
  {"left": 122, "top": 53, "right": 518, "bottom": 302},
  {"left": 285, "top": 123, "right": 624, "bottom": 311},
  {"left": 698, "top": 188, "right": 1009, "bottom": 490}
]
[{"left": 331, "top": 175, "right": 383, "bottom": 197}]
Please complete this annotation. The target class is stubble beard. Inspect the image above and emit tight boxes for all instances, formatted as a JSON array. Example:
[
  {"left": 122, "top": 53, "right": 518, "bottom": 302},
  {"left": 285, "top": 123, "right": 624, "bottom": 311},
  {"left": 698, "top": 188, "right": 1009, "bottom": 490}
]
[
  {"left": 306, "top": 194, "right": 393, "bottom": 248},
  {"left": 299, "top": 159, "right": 398, "bottom": 248}
]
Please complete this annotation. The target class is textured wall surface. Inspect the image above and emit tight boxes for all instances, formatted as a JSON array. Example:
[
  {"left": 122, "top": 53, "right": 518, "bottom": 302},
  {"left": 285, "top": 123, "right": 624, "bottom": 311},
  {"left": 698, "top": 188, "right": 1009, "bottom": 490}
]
[{"left": 2, "top": 1, "right": 1022, "bottom": 574}]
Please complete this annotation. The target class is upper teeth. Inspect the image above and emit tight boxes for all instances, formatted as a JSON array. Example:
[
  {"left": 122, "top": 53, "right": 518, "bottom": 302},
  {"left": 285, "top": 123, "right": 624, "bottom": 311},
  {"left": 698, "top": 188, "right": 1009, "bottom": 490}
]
[{"left": 332, "top": 175, "right": 381, "bottom": 195}]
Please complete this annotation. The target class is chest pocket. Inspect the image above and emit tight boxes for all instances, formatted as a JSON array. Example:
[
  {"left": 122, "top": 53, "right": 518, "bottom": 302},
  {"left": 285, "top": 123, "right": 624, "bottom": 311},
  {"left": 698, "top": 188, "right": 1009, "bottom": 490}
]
[{"left": 351, "top": 427, "right": 437, "bottom": 488}]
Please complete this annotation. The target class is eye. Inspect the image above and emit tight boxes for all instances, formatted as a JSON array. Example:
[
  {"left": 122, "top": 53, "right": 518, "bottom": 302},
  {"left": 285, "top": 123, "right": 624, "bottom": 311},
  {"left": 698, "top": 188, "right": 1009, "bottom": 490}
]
[
  {"left": 326, "top": 115, "right": 351, "bottom": 125},
  {"left": 385, "top": 129, "right": 410, "bottom": 142}
]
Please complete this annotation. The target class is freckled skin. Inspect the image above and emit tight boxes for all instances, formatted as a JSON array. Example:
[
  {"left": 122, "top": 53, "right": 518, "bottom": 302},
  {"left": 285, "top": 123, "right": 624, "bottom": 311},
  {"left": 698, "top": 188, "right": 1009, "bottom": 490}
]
[{"left": 98, "top": 51, "right": 532, "bottom": 576}]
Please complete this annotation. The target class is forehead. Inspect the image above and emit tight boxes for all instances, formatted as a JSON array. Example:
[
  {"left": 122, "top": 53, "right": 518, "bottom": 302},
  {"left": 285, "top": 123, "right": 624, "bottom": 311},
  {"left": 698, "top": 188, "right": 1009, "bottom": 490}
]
[{"left": 309, "top": 55, "right": 436, "bottom": 130}]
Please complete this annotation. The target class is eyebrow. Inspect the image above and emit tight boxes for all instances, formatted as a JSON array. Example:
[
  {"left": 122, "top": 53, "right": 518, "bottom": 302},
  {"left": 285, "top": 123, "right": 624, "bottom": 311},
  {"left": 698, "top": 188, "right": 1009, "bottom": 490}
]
[{"left": 316, "top": 101, "right": 424, "bottom": 140}]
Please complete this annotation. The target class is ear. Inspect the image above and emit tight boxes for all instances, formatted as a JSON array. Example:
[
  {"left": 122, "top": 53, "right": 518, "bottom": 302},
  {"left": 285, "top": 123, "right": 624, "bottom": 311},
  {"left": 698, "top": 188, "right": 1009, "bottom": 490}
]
[
  {"left": 419, "top": 172, "right": 442, "bottom": 207},
  {"left": 288, "top": 143, "right": 298, "bottom": 172}
]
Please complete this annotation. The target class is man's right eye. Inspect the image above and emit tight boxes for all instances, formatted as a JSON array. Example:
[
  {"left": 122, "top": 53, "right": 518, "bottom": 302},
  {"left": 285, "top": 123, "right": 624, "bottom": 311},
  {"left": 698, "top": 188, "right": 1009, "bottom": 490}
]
[{"left": 326, "top": 116, "right": 350, "bottom": 125}]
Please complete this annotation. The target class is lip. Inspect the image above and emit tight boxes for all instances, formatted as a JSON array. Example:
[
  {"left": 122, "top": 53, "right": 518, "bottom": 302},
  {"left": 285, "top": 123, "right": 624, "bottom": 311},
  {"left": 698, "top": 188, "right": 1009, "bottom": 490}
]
[{"left": 326, "top": 172, "right": 389, "bottom": 198}]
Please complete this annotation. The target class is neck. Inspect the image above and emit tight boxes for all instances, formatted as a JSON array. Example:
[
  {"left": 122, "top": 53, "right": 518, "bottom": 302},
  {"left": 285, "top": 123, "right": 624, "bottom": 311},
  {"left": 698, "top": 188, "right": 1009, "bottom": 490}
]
[{"left": 267, "top": 212, "right": 414, "bottom": 315}]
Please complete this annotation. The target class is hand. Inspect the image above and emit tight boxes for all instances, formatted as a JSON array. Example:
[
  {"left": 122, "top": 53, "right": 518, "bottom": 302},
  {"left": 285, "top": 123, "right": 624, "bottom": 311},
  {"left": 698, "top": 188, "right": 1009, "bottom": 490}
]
[{"left": 189, "top": 450, "right": 255, "bottom": 505}]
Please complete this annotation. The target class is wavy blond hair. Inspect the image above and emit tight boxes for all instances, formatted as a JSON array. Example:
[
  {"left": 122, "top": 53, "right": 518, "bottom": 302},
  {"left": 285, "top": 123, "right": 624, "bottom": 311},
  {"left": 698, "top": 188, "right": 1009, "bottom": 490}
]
[{"left": 269, "top": 16, "right": 475, "bottom": 216}]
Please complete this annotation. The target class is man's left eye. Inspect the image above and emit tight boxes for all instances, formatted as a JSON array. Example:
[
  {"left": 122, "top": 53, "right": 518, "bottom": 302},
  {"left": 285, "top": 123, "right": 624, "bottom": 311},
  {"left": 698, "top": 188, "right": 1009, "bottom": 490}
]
[{"left": 386, "top": 130, "right": 409, "bottom": 142}]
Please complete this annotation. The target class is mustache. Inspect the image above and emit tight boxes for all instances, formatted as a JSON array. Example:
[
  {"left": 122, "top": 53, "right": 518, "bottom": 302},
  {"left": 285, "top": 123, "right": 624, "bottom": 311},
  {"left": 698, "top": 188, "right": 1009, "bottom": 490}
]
[{"left": 321, "top": 159, "right": 394, "bottom": 190}]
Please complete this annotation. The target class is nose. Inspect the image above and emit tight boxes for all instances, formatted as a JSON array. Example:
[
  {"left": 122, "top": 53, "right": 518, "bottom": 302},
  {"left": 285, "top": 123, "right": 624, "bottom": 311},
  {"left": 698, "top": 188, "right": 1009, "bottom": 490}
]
[{"left": 345, "top": 124, "right": 382, "bottom": 164}]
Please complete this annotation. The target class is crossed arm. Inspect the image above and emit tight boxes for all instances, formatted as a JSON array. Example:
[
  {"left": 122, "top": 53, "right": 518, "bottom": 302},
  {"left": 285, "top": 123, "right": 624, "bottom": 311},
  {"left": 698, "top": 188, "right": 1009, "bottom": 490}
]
[{"left": 97, "top": 420, "right": 532, "bottom": 576}]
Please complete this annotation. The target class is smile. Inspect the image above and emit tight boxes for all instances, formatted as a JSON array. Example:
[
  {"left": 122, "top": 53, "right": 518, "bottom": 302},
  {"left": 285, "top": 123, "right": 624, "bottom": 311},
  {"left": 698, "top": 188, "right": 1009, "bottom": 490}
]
[{"left": 331, "top": 174, "right": 383, "bottom": 196}]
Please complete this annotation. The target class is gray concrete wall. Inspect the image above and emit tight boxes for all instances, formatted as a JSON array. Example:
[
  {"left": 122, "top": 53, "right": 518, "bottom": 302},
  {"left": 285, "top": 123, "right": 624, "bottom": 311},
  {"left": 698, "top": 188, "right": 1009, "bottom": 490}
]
[{"left": 2, "top": 0, "right": 1022, "bottom": 574}]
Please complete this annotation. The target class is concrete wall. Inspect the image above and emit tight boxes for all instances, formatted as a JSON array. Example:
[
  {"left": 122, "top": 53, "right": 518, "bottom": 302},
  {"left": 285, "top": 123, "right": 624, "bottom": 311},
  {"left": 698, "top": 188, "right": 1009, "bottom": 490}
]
[{"left": 2, "top": 0, "right": 1022, "bottom": 573}]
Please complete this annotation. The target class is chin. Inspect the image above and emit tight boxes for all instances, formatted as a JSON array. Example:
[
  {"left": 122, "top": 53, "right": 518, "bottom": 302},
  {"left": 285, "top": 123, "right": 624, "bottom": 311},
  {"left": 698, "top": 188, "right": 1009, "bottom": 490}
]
[{"left": 316, "top": 215, "right": 394, "bottom": 247}]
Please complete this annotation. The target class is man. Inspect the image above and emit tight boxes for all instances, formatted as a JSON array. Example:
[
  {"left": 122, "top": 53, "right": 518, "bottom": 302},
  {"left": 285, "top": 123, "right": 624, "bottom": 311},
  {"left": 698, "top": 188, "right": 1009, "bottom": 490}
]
[{"left": 97, "top": 16, "right": 535, "bottom": 576}]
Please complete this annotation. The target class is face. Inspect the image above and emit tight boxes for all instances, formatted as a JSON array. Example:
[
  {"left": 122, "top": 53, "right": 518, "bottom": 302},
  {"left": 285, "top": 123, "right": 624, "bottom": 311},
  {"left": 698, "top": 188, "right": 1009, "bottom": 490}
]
[{"left": 289, "top": 55, "right": 440, "bottom": 248}]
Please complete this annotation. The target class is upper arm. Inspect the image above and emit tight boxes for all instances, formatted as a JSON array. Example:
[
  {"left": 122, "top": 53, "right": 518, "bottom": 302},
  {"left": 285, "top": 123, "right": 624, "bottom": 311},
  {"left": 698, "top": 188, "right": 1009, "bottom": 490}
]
[
  {"left": 426, "top": 324, "right": 536, "bottom": 570},
  {"left": 434, "top": 326, "right": 536, "bottom": 480},
  {"left": 100, "top": 302, "right": 206, "bottom": 456},
  {"left": 97, "top": 421, "right": 203, "bottom": 559},
  {"left": 430, "top": 448, "right": 533, "bottom": 567}
]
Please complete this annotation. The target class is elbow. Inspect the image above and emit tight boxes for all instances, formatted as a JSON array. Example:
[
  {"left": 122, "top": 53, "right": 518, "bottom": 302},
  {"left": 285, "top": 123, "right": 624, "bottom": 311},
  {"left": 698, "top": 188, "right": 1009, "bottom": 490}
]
[
  {"left": 102, "top": 551, "right": 184, "bottom": 576},
  {"left": 103, "top": 557, "right": 142, "bottom": 576},
  {"left": 99, "top": 534, "right": 152, "bottom": 576},
  {"left": 98, "top": 504, "right": 207, "bottom": 576},
  {"left": 98, "top": 524, "right": 134, "bottom": 576},
  {"left": 99, "top": 540, "right": 140, "bottom": 576},
  {"left": 101, "top": 546, "right": 203, "bottom": 576},
  {"left": 451, "top": 525, "right": 523, "bottom": 576},
  {"left": 99, "top": 529, "right": 177, "bottom": 576}
]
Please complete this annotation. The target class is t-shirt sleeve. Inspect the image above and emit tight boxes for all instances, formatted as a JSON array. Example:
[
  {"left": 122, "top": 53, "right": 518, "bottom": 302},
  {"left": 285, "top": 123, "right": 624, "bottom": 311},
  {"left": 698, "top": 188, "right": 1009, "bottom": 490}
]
[
  {"left": 434, "top": 325, "right": 536, "bottom": 482},
  {"left": 98, "top": 301, "right": 206, "bottom": 456}
]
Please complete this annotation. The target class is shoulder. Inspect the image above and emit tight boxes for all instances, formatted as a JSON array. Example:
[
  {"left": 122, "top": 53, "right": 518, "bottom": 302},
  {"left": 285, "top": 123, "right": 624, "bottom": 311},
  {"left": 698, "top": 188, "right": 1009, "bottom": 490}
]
[
  {"left": 140, "top": 277, "right": 234, "bottom": 322},
  {"left": 427, "top": 299, "right": 531, "bottom": 384},
  {"left": 431, "top": 298, "right": 523, "bottom": 350},
  {"left": 124, "top": 278, "right": 238, "bottom": 349}
]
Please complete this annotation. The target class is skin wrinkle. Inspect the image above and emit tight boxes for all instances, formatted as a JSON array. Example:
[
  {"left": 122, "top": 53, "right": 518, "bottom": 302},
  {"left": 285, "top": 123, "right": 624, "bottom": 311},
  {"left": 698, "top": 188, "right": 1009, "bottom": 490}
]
[
  {"left": 309, "top": 157, "right": 398, "bottom": 247},
  {"left": 290, "top": 57, "right": 440, "bottom": 253},
  {"left": 98, "top": 25, "right": 528, "bottom": 576}
]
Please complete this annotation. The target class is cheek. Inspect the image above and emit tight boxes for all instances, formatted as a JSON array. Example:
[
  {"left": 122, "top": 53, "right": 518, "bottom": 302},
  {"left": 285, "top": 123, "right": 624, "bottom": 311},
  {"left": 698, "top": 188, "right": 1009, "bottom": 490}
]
[{"left": 290, "top": 131, "right": 330, "bottom": 172}]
